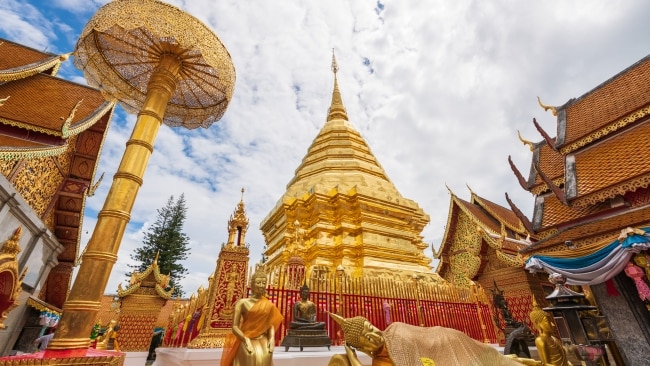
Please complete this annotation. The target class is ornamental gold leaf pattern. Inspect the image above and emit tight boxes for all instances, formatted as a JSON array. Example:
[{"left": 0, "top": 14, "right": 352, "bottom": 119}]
[
  {"left": 11, "top": 157, "right": 63, "bottom": 217},
  {"left": 451, "top": 212, "right": 482, "bottom": 255}
]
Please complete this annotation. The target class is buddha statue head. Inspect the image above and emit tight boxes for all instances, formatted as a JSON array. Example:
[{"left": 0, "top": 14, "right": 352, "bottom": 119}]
[{"left": 330, "top": 313, "right": 384, "bottom": 355}]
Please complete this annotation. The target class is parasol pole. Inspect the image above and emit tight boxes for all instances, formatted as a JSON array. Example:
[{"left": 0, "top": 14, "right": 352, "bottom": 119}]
[{"left": 47, "top": 53, "right": 182, "bottom": 351}]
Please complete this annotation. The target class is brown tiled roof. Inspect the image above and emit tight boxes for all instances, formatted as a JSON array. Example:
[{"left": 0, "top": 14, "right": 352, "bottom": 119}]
[
  {"left": 0, "top": 39, "right": 54, "bottom": 71},
  {"left": 457, "top": 198, "right": 502, "bottom": 234},
  {"left": 573, "top": 118, "right": 650, "bottom": 201},
  {"left": 561, "top": 55, "right": 650, "bottom": 149},
  {"left": 529, "top": 143, "right": 564, "bottom": 194},
  {"left": 522, "top": 204, "right": 650, "bottom": 253},
  {"left": 472, "top": 194, "right": 527, "bottom": 234},
  {"left": 538, "top": 193, "right": 605, "bottom": 229},
  {"left": 0, "top": 74, "right": 106, "bottom": 135}
]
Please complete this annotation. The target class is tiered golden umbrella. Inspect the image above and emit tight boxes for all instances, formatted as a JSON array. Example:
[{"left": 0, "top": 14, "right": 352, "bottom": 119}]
[{"left": 48, "top": 0, "right": 235, "bottom": 350}]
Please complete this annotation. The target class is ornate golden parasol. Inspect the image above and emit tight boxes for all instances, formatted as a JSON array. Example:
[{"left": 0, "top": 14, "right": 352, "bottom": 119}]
[
  {"left": 48, "top": 0, "right": 235, "bottom": 351},
  {"left": 74, "top": 0, "right": 235, "bottom": 128}
]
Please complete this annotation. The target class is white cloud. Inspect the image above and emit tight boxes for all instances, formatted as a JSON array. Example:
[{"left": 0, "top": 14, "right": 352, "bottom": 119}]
[{"left": 6, "top": 0, "right": 650, "bottom": 297}]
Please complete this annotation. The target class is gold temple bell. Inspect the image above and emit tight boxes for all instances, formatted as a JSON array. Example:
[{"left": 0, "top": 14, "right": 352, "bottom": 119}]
[{"left": 48, "top": 0, "right": 235, "bottom": 351}]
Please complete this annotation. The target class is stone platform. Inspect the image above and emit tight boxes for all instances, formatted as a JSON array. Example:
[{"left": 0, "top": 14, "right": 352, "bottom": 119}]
[
  {"left": 153, "top": 346, "right": 372, "bottom": 366},
  {"left": 153, "top": 345, "right": 535, "bottom": 366}
]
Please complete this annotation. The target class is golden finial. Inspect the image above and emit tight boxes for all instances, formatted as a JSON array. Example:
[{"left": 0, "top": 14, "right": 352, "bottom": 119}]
[
  {"left": 517, "top": 130, "right": 535, "bottom": 151},
  {"left": 466, "top": 183, "right": 475, "bottom": 196},
  {"left": 240, "top": 187, "right": 245, "bottom": 201},
  {"left": 0, "top": 96, "right": 9, "bottom": 107},
  {"left": 87, "top": 172, "right": 104, "bottom": 197},
  {"left": 537, "top": 96, "right": 557, "bottom": 116},
  {"left": 59, "top": 52, "right": 72, "bottom": 61},
  {"left": 0, "top": 227, "right": 22, "bottom": 257},
  {"left": 327, "top": 48, "right": 348, "bottom": 122}
]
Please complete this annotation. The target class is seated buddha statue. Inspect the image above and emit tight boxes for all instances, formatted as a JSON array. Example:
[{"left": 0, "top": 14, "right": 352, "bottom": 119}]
[
  {"left": 529, "top": 298, "right": 571, "bottom": 366},
  {"left": 328, "top": 313, "right": 538, "bottom": 366},
  {"left": 289, "top": 284, "right": 326, "bottom": 330}
]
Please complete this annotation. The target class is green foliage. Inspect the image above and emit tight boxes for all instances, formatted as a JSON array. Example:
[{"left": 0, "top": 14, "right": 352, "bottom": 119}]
[{"left": 128, "top": 194, "right": 190, "bottom": 297}]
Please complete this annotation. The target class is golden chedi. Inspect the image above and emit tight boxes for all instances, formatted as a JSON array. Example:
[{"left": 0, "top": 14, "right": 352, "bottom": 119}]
[{"left": 261, "top": 51, "right": 433, "bottom": 281}]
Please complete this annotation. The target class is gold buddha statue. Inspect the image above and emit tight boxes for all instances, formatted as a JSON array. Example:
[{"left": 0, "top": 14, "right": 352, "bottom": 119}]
[
  {"left": 95, "top": 319, "right": 120, "bottom": 352},
  {"left": 220, "top": 266, "right": 283, "bottom": 366},
  {"left": 529, "top": 298, "right": 571, "bottom": 366},
  {"left": 328, "top": 313, "right": 533, "bottom": 366},
  {"left": 289, "top": 284, "right": 326, "bottom": 330}
]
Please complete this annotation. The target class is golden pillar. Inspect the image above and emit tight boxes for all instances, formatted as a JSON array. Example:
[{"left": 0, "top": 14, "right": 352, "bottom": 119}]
[{"left": 47, "top": 0, "right": 235, "bottom": 352}]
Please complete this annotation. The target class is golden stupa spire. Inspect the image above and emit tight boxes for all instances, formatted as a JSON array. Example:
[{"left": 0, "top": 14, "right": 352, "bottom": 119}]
[{"left": 327, "top": 49, "right": 349, "bottom": 122}]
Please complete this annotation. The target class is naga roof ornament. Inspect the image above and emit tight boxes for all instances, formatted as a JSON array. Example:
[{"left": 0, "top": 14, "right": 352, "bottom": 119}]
[
  {"left": 537, "top": 96, "right": 558, "bottom": 116},
  {"left": 517, "top": 130, "right": 535, "bottom": 152}
]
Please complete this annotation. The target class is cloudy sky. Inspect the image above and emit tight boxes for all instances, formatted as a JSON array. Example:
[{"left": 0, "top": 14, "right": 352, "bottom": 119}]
[{"left": 2, "top": 0, "right": 650, "bottom": 297}]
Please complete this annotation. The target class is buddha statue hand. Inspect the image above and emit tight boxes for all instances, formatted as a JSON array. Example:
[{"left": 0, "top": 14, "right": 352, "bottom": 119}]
[{"left": 244, "top": 337, "right": 254, "bottom": 353}]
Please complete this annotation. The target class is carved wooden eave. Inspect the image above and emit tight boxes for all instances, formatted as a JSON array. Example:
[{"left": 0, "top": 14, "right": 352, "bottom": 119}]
[
  {"left": 508, "top": 155, "right": 530, "bottom": 192},
  {"left": 0, "top": 227, "right": 25, "bottom": 329},
  {"left": 532, "top": 118, "right": 557, "bottom": 151},
  {"left": 520, "top": 203, "right": 650, "bottom": 254},
  {"left": 117, "top": 255, "right": 173, "bottom": 300},
  {"left": 504, "top": 192, "right": 535, "bottom": 234},
  {"left": 534, "top": 164, "right": 567, "bottom": 205}
]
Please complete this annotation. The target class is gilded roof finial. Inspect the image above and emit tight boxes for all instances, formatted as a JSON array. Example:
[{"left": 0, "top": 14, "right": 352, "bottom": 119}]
[
  {"left": 0, "top": 96, "right": 9, "bottom": 107},
  {"left": 240, "top": 187, "right": 245, "bottom": 202},
  {"left": 537, "top": 96, "right": 558, "bottom": 116},
  {"left": 0, "top": 227, "right": 22, "bottom": 257},
  {"left": 517, "top": 130, "right": 535, "bottom": 151},
  {"left": 327, "top": 49, "right": 348, "bottom": 122}
]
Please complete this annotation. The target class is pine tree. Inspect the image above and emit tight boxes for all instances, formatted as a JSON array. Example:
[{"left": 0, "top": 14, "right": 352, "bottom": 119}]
[{"left": 128, "top": 194, "right": 190, "bottom": 297}]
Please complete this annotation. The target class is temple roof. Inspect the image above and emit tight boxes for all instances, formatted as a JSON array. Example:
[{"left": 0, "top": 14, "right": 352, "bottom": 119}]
[
  {"left": 0, "top": 39, "right": 66, "bottom": 79},
  {"left": 0, "top": 37, "right": 115, "bottom": 309},
  {"left": 471, "top": 192, "right": 528, "bottom": 235},
  {"left": 568, "top": 118, "right": 650, "bottom": 207},
  {"left": 557, "top": 54, "right": 650, "bottom": 153},
  {"left": 521, "top": 202, "right": 650, "bottom": 253}
]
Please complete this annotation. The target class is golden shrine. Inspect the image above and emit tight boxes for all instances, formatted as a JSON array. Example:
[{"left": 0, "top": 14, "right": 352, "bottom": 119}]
[
  {"left": 506, "top": 54, "right": 650, "bottom": 364},
  {"left": 261, "top": 53, "right": 433, "bottom": 281},
  {"left": 187, "top": 193, "right": 250, "bottom": 349},
  {"left": 0, "top": 37, "right": 115, "bottom": 355},
  {"left": 113, "top": 253, "right": 173, "bottom": 354}
]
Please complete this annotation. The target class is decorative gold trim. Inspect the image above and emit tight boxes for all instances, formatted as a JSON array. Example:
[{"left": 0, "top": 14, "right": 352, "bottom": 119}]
[
  {"left": 0, "top": 145, "right": 68, "bottom": 161},
  {"left": 0, "top": 54, "right": 64, "bottom": 82},
  {"left": 571, "top": 173, "right": 650, "bottom": 209},
  {"left": 26, "top": 297, "right": 62, "bottom": 316},
  {"left": 560, "top": 105, "right": 650, "bottom": 154},
  {"left": 530, "top": 177, "right": 565, "bottom": 196}
]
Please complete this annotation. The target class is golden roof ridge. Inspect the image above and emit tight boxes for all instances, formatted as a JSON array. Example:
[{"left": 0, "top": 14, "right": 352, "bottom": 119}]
[{"left": 0, "top": 53, "right": 67, "bottom": 82}]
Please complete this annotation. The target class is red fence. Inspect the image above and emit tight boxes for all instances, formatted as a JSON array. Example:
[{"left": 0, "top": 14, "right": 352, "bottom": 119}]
[
  {"left": 266, "top": 286, "right": 498, "bottom": 345},
  {"left": 164, "top": 273, "right": 500, "bottom": 347}
]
